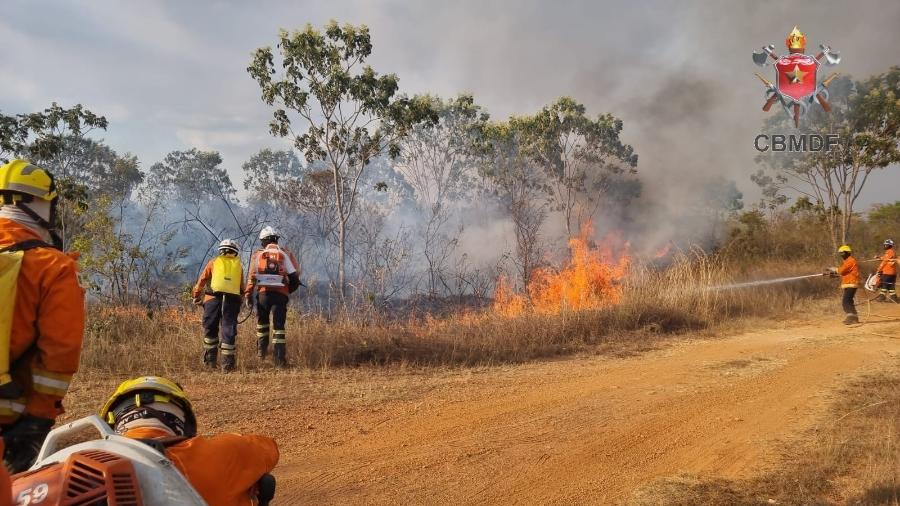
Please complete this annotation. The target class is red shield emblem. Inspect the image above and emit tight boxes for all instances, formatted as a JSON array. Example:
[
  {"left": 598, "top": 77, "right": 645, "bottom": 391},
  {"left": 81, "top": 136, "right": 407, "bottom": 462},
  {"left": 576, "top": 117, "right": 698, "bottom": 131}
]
[{"left": 775, "top": 54, "right": 817, "bottom": 101}]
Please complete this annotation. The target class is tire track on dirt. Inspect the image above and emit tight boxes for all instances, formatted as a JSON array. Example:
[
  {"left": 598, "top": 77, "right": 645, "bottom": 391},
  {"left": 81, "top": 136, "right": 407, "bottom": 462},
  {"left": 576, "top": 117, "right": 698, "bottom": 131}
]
[{"left": 274, "top": 318, "right": 900, "bottom": 505}]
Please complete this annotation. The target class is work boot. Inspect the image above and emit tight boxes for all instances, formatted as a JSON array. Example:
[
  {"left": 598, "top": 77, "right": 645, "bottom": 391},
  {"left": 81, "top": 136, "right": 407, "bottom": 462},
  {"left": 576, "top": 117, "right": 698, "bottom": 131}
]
[
  {"left": 203, "top": 348, "right": 218, "bottom": 369},
  {"left": 221, "top": 354, "right": 236, "bottom": 373},
  {"left": 843, "top": 313, "right": 859, "bottom": 325},
  {"left": 272, "top": 344, "right": 288, "bottom": 368},
  {"left": 257, "top": 337, "right": 269, "bottom": 359},
  {"left": 874, "top": 293, "right": 887, "bottom": 302},
  {"left": 890, "top": 294, "right": 899, "bottom": 303}
]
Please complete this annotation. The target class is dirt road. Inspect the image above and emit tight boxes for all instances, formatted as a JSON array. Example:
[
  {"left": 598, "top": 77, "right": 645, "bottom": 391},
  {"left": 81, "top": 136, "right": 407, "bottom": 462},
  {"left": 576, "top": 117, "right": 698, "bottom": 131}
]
[{"left": 67, "top": 307, "right": 900, "bottom": 504}]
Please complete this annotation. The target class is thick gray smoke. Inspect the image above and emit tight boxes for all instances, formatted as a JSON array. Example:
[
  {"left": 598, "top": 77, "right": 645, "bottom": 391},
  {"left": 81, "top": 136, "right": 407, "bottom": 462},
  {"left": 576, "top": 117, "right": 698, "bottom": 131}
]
[{"left": 2, "top": 0, "right": 899, "bottom": 303}]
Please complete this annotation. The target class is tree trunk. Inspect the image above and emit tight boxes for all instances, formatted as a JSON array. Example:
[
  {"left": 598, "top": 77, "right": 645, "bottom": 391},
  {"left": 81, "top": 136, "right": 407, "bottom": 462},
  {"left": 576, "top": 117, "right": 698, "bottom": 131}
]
[{"left": 338, "top": 217, "right": 346, "bottom": 300}]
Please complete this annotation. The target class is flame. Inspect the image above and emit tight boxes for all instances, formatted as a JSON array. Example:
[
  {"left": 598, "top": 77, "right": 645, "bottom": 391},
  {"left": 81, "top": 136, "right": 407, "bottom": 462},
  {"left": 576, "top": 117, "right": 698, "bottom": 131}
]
[
  {"left": 653, "top": 243, "right": 673, "bottom": 259},
  {"left": 786, "top": 26, "right": 806, "bottom": 51},
  {"left": 493, "top": 223, "right": 629, "bottom": 317}
]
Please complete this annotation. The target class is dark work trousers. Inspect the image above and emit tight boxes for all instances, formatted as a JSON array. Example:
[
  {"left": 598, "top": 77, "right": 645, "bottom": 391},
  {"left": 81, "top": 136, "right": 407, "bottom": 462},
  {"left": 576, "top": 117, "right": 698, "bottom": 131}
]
[
  {"left": 256, "top": 291, "right": 289, "bottom": 346},
  {"left": 879, "top": 274, "right": 897, "bottom": 295},
  {"left": 842, "top": 287, "right": 857, "bottom": 315},
  {"left": 203, "top": 294, "right": 242, "bottom": 355}
]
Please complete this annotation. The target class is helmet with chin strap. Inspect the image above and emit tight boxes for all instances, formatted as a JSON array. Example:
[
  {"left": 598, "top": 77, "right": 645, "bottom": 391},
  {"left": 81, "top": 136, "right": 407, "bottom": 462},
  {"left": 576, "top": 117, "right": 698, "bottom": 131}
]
[
  {"left": 0, "top": 159, "right": 61, "bottom": 247},
  {"left": 100, "top": 376, "right": 197, "bottom": 437}
]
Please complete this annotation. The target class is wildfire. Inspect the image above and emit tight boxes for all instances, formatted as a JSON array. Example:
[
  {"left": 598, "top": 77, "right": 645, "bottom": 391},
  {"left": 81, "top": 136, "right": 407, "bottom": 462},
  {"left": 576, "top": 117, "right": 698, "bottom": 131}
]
[
  {"left": 494, "top": 223, "right": 630, "bottom": 317},
  {"left": 653, "top": 242, "right": 673, "bottom": 259}
]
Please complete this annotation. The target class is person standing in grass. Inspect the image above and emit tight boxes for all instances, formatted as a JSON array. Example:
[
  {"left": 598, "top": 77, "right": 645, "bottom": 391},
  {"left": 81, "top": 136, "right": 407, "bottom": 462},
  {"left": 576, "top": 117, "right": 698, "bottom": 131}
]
[
  {"left": 874, "top": 239, "right": 897, "bottom": 302},
  {"left": 192, "top": 239, "right": 245, "bottom": 372},
  {"left": 826, "top": 245, "right": 860, "bottom": 325},
  {"left": 246, "top": 226, "right": 301, "bottom": 368}
]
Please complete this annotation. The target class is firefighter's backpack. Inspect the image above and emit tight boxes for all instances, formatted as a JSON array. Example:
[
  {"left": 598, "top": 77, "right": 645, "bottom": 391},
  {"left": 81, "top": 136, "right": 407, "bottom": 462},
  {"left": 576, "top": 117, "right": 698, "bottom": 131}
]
[{"left": 0, "top": 240, "right": 50, "bottom": 398}]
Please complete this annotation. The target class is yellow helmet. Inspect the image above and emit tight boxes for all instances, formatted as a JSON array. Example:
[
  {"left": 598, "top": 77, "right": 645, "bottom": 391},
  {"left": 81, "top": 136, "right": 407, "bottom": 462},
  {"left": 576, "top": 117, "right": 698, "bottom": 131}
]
[
  {"left": 838, "top": 245, "right": 852, "bottom": 253},
  {"left": 0, "top": 159, "right": 57, "bottom": 202},
  {"left": 99, "top": 376, "right": 197, "bottom": 436}
]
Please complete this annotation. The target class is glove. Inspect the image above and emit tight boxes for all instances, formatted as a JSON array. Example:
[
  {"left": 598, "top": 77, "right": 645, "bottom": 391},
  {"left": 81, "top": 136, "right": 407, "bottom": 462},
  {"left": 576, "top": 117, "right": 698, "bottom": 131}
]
[
  {"left": 2, "top": 415, "right": 54, "bottom": 473},
  {"left": 877, "top": 271, "right": 883, "bottom": 276},
  {"left": 192, "top": 296, "right": 203, "bottom": 306},
  {"left": 245, "top": 295, "right": 254, "bottom": 309}
]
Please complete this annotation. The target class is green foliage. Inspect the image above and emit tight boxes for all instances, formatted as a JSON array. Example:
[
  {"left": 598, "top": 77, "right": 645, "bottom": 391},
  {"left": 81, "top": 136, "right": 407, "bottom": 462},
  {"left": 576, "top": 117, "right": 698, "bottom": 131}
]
[
  {"left": 248, "top": 20, "right": 437, "bottom": 296},
  {"left": 247, "top": 21, "right": 436, "bottom": 168},
  {"left": 752, "top": 67, "right": 900, "bottom": 248},
  {"left": 0, "top": 103, "right": 107, "bottom": 164},
  {"left": 395, "top": 93, "right": 490, "bottom": 210},
  {"left": 482, "top": 97, "right": 639, "bottom": 236},
  {"left": 146, "top": 149, "right": 233, "bottom": 202}
]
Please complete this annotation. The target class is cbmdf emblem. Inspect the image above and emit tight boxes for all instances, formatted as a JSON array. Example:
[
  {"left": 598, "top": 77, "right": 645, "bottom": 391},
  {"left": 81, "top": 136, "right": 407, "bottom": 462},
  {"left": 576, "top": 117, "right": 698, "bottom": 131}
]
[{"left": 752, "top": 27, "right": 841, "bottom": 127}]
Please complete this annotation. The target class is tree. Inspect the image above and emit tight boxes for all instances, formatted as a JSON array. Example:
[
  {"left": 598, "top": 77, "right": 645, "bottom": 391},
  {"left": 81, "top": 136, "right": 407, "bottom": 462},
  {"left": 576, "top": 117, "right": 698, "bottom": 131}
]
[
  {"left": 43, "top": 138, "right": 142, "bottom": 250},
  {"left": 44, "top": 137, "right": 142, "bottom": 200},
  {"left": 754, "top": 67, "right": 900, "bottom": 249},
  {"left": 394, "top": 94, "right": 489, "bottom": 294},
  {"left": 523, "top": 97, "right": 638, "bottom": 237},
  {"left": 146, "top": 149, "right": 234, "bottom": 204},
  {"left": 0, "top": 103, "right": 107, "bottom": 164},
  {"left": 248, "top": 20, "right": 435, "bottom": 298},
  {"left": 480, "top": 120, "right": 550, "bottom": 290},
  {"left": 0, "top": 103, "right": 109, "bottom": 249}
]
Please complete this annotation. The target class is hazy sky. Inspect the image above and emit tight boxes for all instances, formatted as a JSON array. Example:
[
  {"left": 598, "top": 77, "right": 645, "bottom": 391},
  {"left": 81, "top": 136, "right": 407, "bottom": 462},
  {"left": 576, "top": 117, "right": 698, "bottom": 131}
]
[{"left": 1, "top": 0, "right": 899, "bottom": 209}]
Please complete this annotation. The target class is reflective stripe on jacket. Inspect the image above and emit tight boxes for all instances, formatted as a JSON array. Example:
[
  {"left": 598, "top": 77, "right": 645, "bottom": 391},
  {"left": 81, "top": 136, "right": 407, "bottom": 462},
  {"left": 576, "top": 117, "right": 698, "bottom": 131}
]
[
  {"left": 123, "top": 426, "right": 279, "bottom": 506},
  {"left": 839, "top": 256, "right": 860, "bottom": 288},
  {"left": 0, "top": 218, "right": 84, "bottom": 424}
]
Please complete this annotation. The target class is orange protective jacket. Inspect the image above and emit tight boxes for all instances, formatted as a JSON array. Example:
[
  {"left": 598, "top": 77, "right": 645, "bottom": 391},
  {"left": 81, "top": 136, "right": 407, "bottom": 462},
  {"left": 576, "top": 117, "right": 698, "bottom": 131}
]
[
  {"left": 0, "top": 441, "right": 10, "bottom": 506},
  {"left": 839, "top": 256, "right": 860, "bottom": 288},
  {"left": 123, "top": 427, "right": 278, "bottom": 506},
  {"left": 878, "top": 248, "right": 896, "bottom": 276},
  {"left": 0, "top": 218, "right": 84, "bottom": 425},
  {"left": 245, "top": 246, "right": 299, "bottom": 297},
  {"left": 192, "top": 257, "right": 246, "bottom": 303}
]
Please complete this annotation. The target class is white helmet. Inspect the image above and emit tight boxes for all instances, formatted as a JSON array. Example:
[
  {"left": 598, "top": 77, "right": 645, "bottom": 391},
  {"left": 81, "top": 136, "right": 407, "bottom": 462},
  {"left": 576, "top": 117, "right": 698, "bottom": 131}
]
[
  {"left": 218, "top": 239, "right": 239, "bottom": 255},
  {"left": 259, "top": 226, "right": 280, "bottom": 242},
  {"left": 885, "top": 239, "right": 894, "bottom": 247}
]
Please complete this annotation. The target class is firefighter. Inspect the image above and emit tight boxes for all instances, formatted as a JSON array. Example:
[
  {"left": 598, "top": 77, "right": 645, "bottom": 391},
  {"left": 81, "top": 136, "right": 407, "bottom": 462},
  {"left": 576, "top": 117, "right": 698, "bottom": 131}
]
[
  {"left": 100, "top": 376, "right": 279, "bottom": 506},
  {"left": 246, "top": 226, "right": 300, "bottom": 367},
  {"left": 826, "top": 245, "right": 860, "bottom": 324},
  {"left": 0, "top": 160, "right": 85, "bottom": 473},
  {"left": 874, "top": 239, "right": 897, "bottom": 302},
  {"left": 192, "top": 239, "right": 244, "bottom": 372}
]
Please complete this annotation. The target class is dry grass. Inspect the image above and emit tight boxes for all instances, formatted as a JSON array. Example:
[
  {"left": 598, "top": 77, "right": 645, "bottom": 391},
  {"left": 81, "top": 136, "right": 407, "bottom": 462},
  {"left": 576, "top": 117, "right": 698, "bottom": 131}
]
[
  {"left": 79, "top": 253, "right": 836, "bottom": 376},
  {"left": 631, "top": 360, "right": 900, "bottom": 506}
]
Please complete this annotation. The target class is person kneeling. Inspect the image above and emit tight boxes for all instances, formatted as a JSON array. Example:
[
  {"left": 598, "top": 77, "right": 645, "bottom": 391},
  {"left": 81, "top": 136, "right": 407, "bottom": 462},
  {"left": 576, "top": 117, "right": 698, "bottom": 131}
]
[{"left": 100, "top": 376, "right": 278, "bottom": 506}]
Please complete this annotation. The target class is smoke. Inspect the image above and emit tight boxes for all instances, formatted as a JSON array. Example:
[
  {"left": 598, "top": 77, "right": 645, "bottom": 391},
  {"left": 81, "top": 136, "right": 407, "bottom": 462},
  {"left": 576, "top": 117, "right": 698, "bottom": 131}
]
[{"left": 5, "top": 0, "right": 900, "bottom": 302}]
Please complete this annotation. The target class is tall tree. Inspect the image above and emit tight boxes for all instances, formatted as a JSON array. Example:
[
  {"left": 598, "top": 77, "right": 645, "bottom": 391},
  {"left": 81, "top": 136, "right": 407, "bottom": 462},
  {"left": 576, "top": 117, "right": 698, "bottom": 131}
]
[
  {"left": 248, "top": 20, "right": 435, "bottom": 298},
  {"left": 0, "top": 103, "right": 107, "bottom": 164},
  {"left": 523, "top": 97, "right": 638, "bottom": 237},
  {"left": 394, "top": 94, "right": 489, "bottom": 294},
  {"left": 481, "top": 120, "right": 550, "bottom": 290},
  {"left": 754, "top": 67, "right": 900, "bottom": 248},
  {"left": 146, "top": 149, "right": 234, "bottom": 204}
]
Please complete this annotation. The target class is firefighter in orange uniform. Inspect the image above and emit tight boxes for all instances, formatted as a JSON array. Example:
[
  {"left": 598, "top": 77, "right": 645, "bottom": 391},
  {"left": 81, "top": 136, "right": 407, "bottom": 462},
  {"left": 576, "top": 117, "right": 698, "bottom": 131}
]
[
  {"left": 874, "top": 239, "right": 897, "bottom": 302},
  {"left": 826, "top": 245, "right": 860, "bottom": 324},
  {"left": 0, "top": 160, "right": 84, "bottom": 473},
  {"left": 192, "top": 239, "right": 244, "bottom": 372},
  {"left": 100, "top": 376, "right": 278, "bottom": 506},
  {"left": 246, "top": 226, "right": 300, "bottom": 367},
  {"left": 0, "top": 441, "right": 10, "bottom": 506}
]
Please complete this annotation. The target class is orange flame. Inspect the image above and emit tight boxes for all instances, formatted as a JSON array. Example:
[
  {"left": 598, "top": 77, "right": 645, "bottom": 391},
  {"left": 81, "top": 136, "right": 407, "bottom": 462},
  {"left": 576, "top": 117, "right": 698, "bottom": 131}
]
[
  {"left": 653, "top": 242, "right": 673, "bottom": 259},
  {"left": 494, "top": 223, "right": 629, "bottom": 317}
]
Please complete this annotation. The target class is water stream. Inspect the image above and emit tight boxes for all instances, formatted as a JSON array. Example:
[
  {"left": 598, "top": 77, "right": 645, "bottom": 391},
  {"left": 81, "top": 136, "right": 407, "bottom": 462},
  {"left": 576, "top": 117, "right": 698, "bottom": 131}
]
[{"left": 706, "top": 273, "right": 824, "bottom": 291}]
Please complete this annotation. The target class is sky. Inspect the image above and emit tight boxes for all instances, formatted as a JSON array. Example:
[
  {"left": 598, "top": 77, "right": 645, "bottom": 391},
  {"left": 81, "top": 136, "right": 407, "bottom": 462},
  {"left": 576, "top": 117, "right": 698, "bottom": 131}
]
[{"left": 1, "top": 0, "right": 899, "bottom": 211}]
